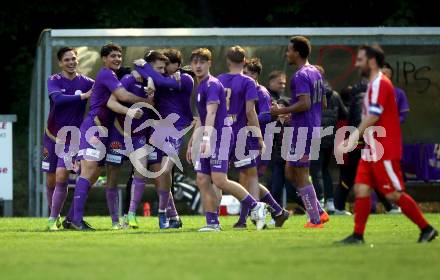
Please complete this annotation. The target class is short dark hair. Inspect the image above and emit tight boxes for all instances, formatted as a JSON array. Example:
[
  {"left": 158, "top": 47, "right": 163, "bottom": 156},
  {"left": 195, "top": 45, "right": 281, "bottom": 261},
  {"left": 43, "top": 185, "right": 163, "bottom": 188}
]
[
  {"left": 226, "top": 45, "right": 246, "bottom": 63},
  {"left": 289, "top": 36, "right": 311, "bottom": 59},
  {"left": 244, "top": 57, "right": 263, "bottom": 75},
  {"left": 359, "top": 44, "right": 385, "bottom": 68},
  {"left": 163, "top": 48, "right": 182, "bottom": 66},
  {"left": 57, "top": 47, "right": 77, "bottom": 61},
  {"left": 268, "top": 70, "right": 286, "bottom": 82},
  {"left": 144, "top": 50, "right": 169, "bottom": 64},
  {"left": 383, "top": 62, "right": 392, "bottom": 70},
  {"left": 100, "top": 43, "right": 122, "bottom": 57},
  {"left": 190, "top": 48, "right": 212, "bottom": 62}
]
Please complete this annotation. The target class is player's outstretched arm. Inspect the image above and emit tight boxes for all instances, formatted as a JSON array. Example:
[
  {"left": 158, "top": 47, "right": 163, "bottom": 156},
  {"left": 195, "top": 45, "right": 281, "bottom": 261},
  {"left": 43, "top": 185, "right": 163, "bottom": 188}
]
[
  {"left": 112, "top": 87, "right": 147, "bottom": 104},
  {"left": 270, "top": 94, "right": 311, "bottom": 115},
  {"left": 134, "top": 63, "right": 180, "bottom": 90},
  {"left": 107, "top": 94, "right": 143, "bottom": 119},
  {"left": 107, "top": 94, "right": 129, "bottom": 115},
  {"left": 50, "top": 91, "right": 90, "bottom": 106}
]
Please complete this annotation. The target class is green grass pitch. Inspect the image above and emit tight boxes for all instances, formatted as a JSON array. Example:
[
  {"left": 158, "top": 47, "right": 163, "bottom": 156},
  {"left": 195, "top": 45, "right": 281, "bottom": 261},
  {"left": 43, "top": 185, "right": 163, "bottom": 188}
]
[{"left": 0, "top": 214, "right": 439, "bottom": 280}]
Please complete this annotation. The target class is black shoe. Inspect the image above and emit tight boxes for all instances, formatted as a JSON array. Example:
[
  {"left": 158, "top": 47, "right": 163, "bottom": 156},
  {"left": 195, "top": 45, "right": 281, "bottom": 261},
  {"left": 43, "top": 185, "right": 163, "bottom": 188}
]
[
  {"left": 71, "top": 220, "right": 95, "bottom": 231},
  {"left": 273, "top": 209, "right": 289, "bottom": 228},
  {"left": 233, "top": 222, "right": 247, "bottom": 229},
  {"left": 62, "top": 219, "right": 72, "bottom": 230},
  {"left": 168, "top": 217, "right": 183, "bottom": 229},
  {"left": 418, "top": 225, "right": 438, "bottom": 243},
  {"left": 336, "top": 234, "right": 365, "bottom": 245}
]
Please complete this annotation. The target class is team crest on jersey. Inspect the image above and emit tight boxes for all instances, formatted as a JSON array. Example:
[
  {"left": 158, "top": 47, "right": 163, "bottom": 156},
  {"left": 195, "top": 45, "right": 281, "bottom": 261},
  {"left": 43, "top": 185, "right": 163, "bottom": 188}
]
[{"left": 110, "top": 141, "right": 122, "bottom": 150}]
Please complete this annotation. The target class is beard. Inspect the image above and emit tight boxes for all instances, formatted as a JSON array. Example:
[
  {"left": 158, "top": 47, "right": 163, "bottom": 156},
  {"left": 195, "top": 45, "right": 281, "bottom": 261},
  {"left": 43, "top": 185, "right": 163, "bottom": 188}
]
[{"left": 360, "top": 67, "right": 370, "bottom": 78}]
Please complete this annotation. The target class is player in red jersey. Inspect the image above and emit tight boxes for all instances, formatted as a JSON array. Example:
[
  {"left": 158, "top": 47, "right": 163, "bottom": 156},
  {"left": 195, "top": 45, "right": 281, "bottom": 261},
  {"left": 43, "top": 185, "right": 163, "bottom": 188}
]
[{"left": 337, "top": 45, "right": 438, "bottom": 244}]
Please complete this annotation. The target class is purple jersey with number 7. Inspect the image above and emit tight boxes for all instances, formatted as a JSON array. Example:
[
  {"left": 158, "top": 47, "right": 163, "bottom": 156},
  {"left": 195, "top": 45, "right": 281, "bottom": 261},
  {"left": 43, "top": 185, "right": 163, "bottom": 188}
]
[{"left": 217, "top": 73, "right": 258, "bottom": 132}]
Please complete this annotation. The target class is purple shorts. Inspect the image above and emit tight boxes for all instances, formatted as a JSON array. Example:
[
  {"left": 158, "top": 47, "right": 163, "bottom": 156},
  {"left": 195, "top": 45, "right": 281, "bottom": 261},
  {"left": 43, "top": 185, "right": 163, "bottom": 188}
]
[
  {"left": 194, "top": 133, "right": 231, "bottom": 175},
  {"left": 105, "top": 124, "right": 147, "bottom": 166},
  {"left": 247, "top": 136, "right": 270, "bottom": 168},
  {"left": 41, "top": 132, "right": 76, "bottom": 173},
  {"left": 229, "top": 132, "right": 257, "bottom": 171},
  {"left": 287, "top": 126, "right": 315, "bottom": 168}
]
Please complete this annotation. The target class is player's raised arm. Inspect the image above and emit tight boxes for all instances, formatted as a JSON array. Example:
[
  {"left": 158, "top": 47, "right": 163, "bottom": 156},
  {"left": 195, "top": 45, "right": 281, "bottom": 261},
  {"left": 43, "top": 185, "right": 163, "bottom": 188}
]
[
  {"left": 135, "top": 63, "right": 180, "bottom": 89},
  {"left": 133, "top": 51, "right": 181, "bottom": 90},
  {"left": 111, "top": 87, "right": 147, "bottom": 104}
]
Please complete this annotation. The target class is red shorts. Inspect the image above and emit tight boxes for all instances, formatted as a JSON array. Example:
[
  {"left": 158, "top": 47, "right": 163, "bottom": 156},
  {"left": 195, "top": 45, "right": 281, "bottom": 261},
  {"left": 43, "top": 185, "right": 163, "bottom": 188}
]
[{"left": 354, "top": 159, "right": 405, "bottom": 194}]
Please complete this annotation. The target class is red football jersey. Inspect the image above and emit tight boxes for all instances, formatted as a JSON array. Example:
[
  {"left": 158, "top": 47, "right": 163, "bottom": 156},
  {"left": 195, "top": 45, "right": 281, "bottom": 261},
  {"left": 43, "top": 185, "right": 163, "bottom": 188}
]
[{"left": 362, "top": 72, "right": 402, "bottom": 161}]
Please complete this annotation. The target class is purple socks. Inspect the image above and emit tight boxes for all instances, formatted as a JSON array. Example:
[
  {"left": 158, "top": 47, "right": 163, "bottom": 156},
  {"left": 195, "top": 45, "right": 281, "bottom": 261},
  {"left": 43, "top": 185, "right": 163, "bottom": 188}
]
[
  {"left": 167, "top": 193, "right": 178, "bottom": 219},
  {"left": 73, "top": 177, "right": 91, "bottom": 224},
  {"left": 260, "top": 192, "right": 283, "bottom": 216},
  {"left": 158, "top": 189, "right": 170, "bottom": 212},
  {"left": 239, "top": 195, "right": 258, "bottom": 223},
  {"left": 205, "top": 211, "right": 219, "bottom": 225},
  {"left": 128, "top": 177, "right": 145, "bottom": 214},
  {"left": 298, "top": 184, "right": 321, "bottom": 224},
  {"left": 106, "top": 187, "right": 119, "bottom": 223},
  {"left": 49, "top": 182, "right": 68, "bottom": 219}
]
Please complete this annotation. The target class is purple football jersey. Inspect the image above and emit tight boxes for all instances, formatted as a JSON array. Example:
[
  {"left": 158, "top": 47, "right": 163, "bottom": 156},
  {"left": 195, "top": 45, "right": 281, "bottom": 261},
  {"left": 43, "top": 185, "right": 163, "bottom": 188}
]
[
  {"left": 289, "top": 64, "right": 324, "bottom": 129},
  {"left": 195, "top": 75, "right": 227, "bottom": 132},
  {"left": 156, "top": 72, "right": 194, "bottom": 129},
  {"left": 217, "top": 73, "right": 258, "bottom": 132},
  {"left": 87, "top": 67, "right": 123, "bottom": 129},
  {"left": 46, "top": 73, "right": 94, "bottom": 136}
]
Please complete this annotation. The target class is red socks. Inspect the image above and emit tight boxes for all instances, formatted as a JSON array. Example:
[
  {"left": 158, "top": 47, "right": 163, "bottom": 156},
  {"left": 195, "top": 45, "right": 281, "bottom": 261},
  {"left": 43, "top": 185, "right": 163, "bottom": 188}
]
[
  {"left": 396, "top": 193, "right": 429, "bottom": 230},
  {"left": 354, "top": 196, "right": 371, "bottom": 235}
]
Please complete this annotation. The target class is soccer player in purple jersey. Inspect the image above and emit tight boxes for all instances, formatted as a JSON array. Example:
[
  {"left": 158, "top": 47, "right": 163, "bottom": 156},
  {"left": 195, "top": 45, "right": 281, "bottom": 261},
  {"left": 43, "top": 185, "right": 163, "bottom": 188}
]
[
  {"left": 243, "top": 58, "right": 290, "bottom": 227},
  {"left": 243, "top": 58, "right": 272, "bottom": 173},
  {"left": 147, "top": 49, "right": 194, "bottom": 229},
  {"left": 43, "top": 47, "right": 94, "bottom": 231},
  {"left": 103, "top": 52, "right": 159, "bottom": 229},
  {"left": 271, "top": 36, "right": 329, "bottom": 228},
  {"left": 132, "top": 50, "right": 189, "bottom": 229},
  {"left": 68, "top": 44, "right": 148, "bottom": 230},
  {"left": 186, "top": 48, "right": 267, "bottom": 231},
  {"left": 382, "top": 63, "right": 410, "bottom": 123},
  {"left": 217, "top": 47, "right": 288, "bottom": 229}
]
